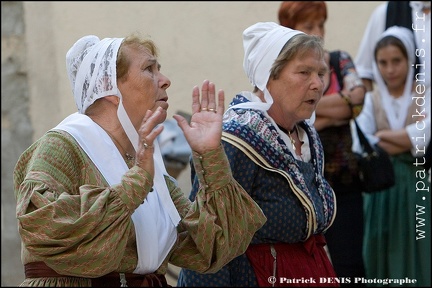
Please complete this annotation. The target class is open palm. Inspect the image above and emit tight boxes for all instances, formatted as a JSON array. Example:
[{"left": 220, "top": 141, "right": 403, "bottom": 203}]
[{"left": 174, "top": 80, "right": 225, "bottom": 154}]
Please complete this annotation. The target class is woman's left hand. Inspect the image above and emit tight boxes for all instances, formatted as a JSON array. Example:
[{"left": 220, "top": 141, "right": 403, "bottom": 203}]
[{"left": 174, "top": 80, "right": 225, "bottom": 154}]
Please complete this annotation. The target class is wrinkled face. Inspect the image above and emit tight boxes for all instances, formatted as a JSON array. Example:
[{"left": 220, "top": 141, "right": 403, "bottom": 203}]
[
  {"left": 294, "top": 17, "right": 326, "bottom": 38},
  {"left": 117, "top": 45, "right": 171, "bottom": 128},
  {"left": 376, "top": 44, "right": 408, "bottom": 92},
  {"left": 267, "top": 49, "right": 328, "bottom": 124}
]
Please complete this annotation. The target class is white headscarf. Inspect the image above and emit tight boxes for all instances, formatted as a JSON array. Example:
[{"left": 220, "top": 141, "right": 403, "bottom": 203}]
[
  {"left": 66, "top": 35, "right": 122, "bottom": 113},
  {"left": 226, "top": 22, "right": 317, "bottom": 123},
  {"left": 373, "top": 26, "right": 416, "bottom": 130},
  {"left": 64, "top": 35, "right": 180, "bottom": 274},
  {"left": 231, "top": 22, "right": 303, "bottom": 112},
  {"left": 243, "top": 22, "right": 303, "bottom": 92},
  {"left": 229, "top": 22, "right": 303, "bottom": 111},
  {"left": 66, "top": 36, "right": 139, "bottom": 149}
]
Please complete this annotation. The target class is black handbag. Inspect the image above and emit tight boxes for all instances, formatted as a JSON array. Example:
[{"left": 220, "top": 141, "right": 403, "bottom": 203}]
[{"left": 354, "top": 119, "right": 395, "bottom": 193}]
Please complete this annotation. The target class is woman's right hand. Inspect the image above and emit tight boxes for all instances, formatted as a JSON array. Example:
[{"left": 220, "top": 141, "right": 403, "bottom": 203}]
[
  {"left": 134, "top": 107, "right": 165, "bottom": 177},
  {"left": 174, "top": 80, "right": 225, "bottom": 154}
]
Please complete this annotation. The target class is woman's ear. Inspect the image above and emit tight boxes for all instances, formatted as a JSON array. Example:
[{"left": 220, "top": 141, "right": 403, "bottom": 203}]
[{"left": 105, "top": 95, "right": 120, "bottom": 105}]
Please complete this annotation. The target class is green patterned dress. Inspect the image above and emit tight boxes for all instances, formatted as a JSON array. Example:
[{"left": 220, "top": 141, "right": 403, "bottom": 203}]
[{"left": 14, "top": 129, "right": 266, "bottom": 287}]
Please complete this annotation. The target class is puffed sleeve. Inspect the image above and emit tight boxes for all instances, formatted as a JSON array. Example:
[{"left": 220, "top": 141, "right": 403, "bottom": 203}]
[
  {"left": 14, "top": 131, "right": 153, "bottom": 277},
  {"left": 168, "top": 145, "right": 266, "bottom": 273}
]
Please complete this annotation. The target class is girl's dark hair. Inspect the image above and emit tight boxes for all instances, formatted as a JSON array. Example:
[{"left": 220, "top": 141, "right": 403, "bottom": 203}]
[{"left": 374, "top": 35, "right": 408, "bottom": 62}]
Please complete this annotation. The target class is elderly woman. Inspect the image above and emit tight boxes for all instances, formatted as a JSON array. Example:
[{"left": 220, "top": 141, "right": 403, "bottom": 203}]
[
  {"left": 278, "top": 2, "right": 367, "bottom": 282},
  {"left": 178, "top": 22, "right": 338, "bottom": 287},
  {"left": 13, "top": 34, "right": 266, "bottom": 287}
]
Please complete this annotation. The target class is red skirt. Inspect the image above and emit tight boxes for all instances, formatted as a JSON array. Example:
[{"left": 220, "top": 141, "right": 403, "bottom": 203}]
[{"left": 245, "top": 234, "right": 339, "bottom": 287}]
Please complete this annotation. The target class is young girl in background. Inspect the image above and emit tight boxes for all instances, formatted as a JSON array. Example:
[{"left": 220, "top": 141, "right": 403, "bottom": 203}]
[{"left": 353, "top": 26, "right": 431, "bottom": 287}]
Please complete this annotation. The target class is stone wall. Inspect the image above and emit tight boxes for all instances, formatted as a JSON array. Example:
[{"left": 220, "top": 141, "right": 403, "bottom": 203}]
[{"left": 1, "top": 1, "right": 31, "bottom": 285}]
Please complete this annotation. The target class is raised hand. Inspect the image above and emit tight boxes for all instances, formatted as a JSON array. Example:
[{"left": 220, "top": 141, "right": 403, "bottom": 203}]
[
  {"left": 174, "top": 80, "right": 225, "bottom": 154},
  {"left": 135, "top": 108, "right": 165, "bottom": 176}
]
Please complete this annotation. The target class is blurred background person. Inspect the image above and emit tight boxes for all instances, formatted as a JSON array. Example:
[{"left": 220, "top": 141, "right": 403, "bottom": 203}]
[
  {"left": 354, "top": 1, "right": 431, "bottom": 189},
  {"left": 278, "top": 2, "right": 366, "bottom": 285},
  {"left": 352, "top": 26, "right": 431, "bottom": 287},
  {"left": 355, "top": 1, "right": 431, "bottom": 92}
]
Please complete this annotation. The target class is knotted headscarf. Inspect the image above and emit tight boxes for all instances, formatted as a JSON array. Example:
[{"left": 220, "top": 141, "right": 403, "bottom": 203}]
[
  {"left": 227, "top": 22, "right": 303, "bottom": 113},
  {"left": 66, "top": 36, "right": 141, "bottom": 151},
  {"left": 66, "top": 35, "right": 123, "bottom": 113},
  {"left": 243, "top": 22, "right": 303, "bottom": 91}
]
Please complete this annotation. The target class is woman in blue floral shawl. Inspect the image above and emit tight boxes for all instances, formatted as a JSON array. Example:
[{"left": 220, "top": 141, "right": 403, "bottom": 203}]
[{"left": 178, "top": 22, "right": 338, "bottom": 287}]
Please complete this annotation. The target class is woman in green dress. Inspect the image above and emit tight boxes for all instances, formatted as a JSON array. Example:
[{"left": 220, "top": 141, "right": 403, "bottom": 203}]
[{"left": 353, "top": 26, "right": 431, "bottom": 287}]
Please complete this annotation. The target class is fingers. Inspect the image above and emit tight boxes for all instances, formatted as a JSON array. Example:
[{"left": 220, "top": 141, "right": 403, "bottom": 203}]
[
  {"left": 137, "top": 108, "right": 164, "bottom": 151},
  {"left": 173, "top": 113, "right": 188, "bottom": 132},
  {"left": 216, "top": 89, "right": 225, "bottom": 116},
  {"left": 204, "top": 83, "right": 223, "bottom": 114},
  {"left": 191, "top": 80, "right": 223, "bottom": 114},
  {"left": 199, "top": 80, "right": 210, "bottom": 111},
  {"left": 205, "top": 81, "right": 216, "bottom": 111},
  {"left": 141, "top": 136, "right": 156, "bottom": 150},
  {"left": 134, "top": 109, "right": 165, "bottom": 170},
  {"left": 191, "top": 85, "right": 200, "bottom": 114}
]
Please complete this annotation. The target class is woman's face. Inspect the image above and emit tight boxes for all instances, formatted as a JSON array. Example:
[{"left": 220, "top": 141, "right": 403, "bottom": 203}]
[
  {"left": 267, "top": 49, "right": 328, "bottom": 125},
  {"left": 376, "top": 44, "right": 408, "bottom": 92},
  {"left": 117, "top": 45, "right": 171, "bottom": 129}
]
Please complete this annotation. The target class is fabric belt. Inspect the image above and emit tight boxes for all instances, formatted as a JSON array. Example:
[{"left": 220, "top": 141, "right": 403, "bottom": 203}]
[{"left": 24, "top": 261, "right": 169, "bottom": 287}]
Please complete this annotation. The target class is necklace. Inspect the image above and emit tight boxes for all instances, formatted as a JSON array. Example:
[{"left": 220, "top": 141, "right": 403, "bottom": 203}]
[
  {"left": 105, "top": 130, "right": 135, "bottom": 161},
  {"left": 287, "top": 127, "right": 297, "bottom": 151},
  {"left": 277, "top": 124, "right": 297, "bottom": 151}
]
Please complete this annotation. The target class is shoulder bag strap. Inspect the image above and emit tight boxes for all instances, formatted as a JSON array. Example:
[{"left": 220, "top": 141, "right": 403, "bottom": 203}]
[{"left": 354, "top": 119, "right": 375, "bottom": 155}]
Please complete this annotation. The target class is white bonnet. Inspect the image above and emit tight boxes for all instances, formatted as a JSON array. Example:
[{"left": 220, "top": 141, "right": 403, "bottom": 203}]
[
  {"left": 66, "top": 35, "right": 124, "bottom": 114},
  {"left": 380, "top": 26, "right": 415, "bottom": 64},
  {"left": 66, "top": 35, "right": 141, "bottom": 152},
  {"left": 243, "top": 22, "right": 303, "bottom": 91}
]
